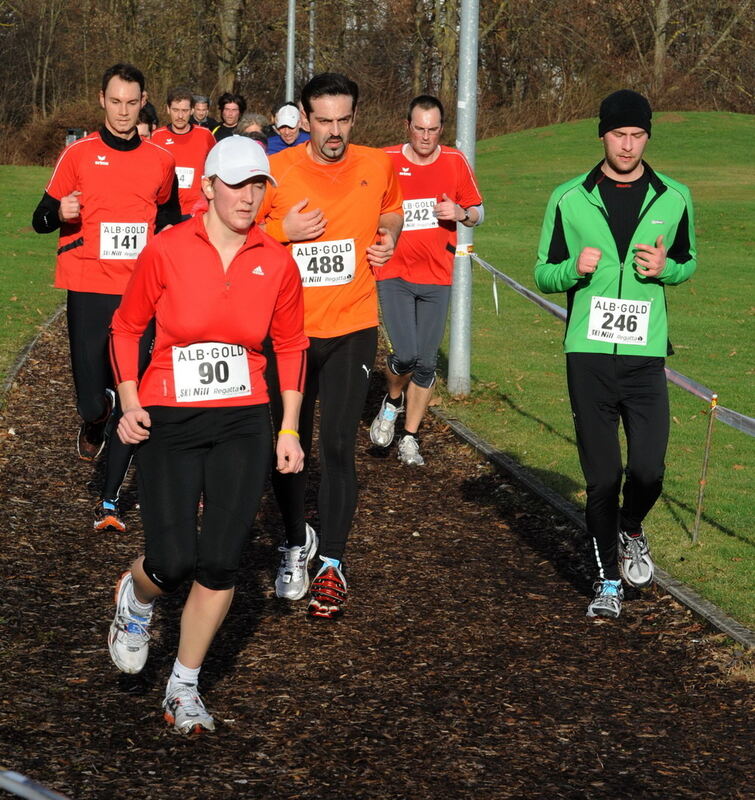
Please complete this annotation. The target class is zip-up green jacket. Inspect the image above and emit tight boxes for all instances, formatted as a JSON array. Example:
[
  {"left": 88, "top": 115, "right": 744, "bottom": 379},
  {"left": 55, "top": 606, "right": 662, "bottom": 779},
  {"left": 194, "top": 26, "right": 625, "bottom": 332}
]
[{"left": 534, "top": 162, "right": 696, "bottom": 356}]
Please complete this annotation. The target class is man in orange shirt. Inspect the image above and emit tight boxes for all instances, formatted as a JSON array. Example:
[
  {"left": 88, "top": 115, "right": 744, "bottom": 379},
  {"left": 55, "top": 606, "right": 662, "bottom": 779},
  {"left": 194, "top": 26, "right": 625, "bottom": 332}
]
[
  {"left": 261, "top": 72, "right": 403, "bottom": 619},
  {"left": 32, "top": 63, "right": 180, "bottom": 532},
  {"left": 151, "top": 88, "right": 215, "bottom": 218}
]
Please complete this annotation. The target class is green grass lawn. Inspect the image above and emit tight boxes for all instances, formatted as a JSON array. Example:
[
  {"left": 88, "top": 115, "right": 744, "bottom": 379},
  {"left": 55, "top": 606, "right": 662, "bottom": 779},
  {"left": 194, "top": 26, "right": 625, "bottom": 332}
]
[
  {"left": 0, "top": 165, "right": 61, "bottom": 389},
  {"left": 438, "top": 111, "right": 754, "bottom": 628}
]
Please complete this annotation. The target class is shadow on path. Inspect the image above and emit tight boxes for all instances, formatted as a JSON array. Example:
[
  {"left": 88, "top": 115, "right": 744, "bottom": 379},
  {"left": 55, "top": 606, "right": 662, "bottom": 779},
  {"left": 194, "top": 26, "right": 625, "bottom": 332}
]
[{"left": 0, "top": 317, "right": 752, "bottom": 800}]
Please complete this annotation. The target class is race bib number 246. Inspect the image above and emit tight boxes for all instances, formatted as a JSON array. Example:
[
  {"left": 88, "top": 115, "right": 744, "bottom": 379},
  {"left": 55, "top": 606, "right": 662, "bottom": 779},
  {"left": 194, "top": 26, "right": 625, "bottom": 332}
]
[{"left": 587, "top": 296, "right": 652, "bottom": 345}]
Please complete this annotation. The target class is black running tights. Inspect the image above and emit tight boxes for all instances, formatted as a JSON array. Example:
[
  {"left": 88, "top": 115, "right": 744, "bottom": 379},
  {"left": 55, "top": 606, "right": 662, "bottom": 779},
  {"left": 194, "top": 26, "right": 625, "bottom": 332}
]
[
  {"left": 268, "top": 327, "right": 377, "bottom": 561},
  {"left": 66, "top": 290, "right": 154, "bottom": 500},
  {"left": 566, "top": 353, "right": 669, "bottom": 580}
]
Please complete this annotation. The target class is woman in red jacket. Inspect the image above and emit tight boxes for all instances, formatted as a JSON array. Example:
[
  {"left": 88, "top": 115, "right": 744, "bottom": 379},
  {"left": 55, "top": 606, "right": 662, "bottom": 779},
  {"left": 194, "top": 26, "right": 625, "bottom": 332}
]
[{"left": 108, "top": 136, "right": 308, "bottom": 734}]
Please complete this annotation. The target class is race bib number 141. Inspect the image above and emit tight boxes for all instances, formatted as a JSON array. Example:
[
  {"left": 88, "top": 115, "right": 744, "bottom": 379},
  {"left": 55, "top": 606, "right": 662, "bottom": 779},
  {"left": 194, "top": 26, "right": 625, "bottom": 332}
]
[{"left": 100, "top": 222, "right": 147, "bottom": 260}]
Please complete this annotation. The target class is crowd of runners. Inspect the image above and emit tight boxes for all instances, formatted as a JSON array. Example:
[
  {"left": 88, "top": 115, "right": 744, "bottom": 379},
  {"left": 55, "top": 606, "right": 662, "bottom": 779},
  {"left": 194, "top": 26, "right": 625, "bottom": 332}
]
[{"left": 32, "top": 63, "right": 696, "bottom": 734}]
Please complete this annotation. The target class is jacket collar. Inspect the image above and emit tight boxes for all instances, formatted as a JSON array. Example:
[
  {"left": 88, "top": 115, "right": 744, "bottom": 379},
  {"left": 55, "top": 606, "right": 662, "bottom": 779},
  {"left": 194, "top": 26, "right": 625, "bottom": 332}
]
[
  {"left": 193, "top": 212, "right": 265, "bottom": 250},
  {"left": 99, "top": 126, "right": 141, "bottom": 152},
  {"left": 582, "top": 160, "right": 665, "bottom": 195}
]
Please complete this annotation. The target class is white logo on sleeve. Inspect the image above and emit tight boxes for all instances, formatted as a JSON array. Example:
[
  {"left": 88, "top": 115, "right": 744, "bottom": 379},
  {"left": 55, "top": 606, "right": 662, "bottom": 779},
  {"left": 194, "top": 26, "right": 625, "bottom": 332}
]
[{"left": 252, "top": 266, "right": 265, "bottom": 276}]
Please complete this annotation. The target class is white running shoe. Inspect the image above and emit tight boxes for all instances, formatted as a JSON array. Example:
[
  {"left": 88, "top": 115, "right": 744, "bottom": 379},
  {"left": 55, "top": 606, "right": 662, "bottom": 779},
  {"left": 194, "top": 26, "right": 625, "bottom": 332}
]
[
  {"left": 618, "top": 528, "right": 655, "bottom": 588},
  {"left": 370, "top": 394, "right": 404, "bottom": 447},
  {"left": 163, "top": 682, "right": 215, "bottom": 734},
  {"left": 275, "top": 523, "right": 319, "bottom": 600},
  {"left": 586, "top": 580, "right": 624, "bottom": 619},
  {"left": 397, "top": 433, "right": 424, "bottom": 466},
  {"left": 108, "top": 571, "right": 152, "bottom": 674}
]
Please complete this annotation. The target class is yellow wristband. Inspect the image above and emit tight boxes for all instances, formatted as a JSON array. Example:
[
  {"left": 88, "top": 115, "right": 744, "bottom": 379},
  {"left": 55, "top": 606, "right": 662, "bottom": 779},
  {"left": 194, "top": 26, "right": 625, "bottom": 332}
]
[{"left": 278, "top": 429, "right": 300, "bottom": 438}]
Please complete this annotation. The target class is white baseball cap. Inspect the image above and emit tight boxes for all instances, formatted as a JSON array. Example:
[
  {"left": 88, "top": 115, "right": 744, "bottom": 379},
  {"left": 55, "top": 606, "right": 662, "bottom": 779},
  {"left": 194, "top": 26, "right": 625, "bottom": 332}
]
[
  {"left": 275, "top": 104, "right": 300, "bottom": 129},
  {"left": 203, "top": 135, "right": 277, "bottom": 186}
]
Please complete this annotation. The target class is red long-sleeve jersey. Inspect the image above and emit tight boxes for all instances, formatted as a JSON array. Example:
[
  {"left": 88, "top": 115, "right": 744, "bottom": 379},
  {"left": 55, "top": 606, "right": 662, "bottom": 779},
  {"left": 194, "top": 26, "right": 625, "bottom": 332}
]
[{"left": 110, "top": 214, "right": 308, "bottom": 407}]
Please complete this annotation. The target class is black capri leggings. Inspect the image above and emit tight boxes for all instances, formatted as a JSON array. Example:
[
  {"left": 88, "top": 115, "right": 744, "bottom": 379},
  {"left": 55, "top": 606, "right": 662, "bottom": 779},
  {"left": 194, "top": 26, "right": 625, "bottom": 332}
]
[
  {"left": 138, "top": 405, "right": 272, "bottom": 592},
  {"left": 378, "top": 277, "right": 451, "bottom": 389}
]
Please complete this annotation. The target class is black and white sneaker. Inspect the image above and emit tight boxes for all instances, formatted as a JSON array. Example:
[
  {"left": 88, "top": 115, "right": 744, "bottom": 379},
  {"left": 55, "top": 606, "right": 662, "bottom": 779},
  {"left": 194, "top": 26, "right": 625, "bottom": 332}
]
[
  {"left": 370, "top": 394, "right": 404, "bottom": 447},
  {"left": 163, "top": 683, "right": 215, "bottom": 734},
  {"left": 586, "top": 579, "right": 624, "bottom": 619},
  {"left": 108, "top": 571, "right": 152, "bottom": 673},
  {"left": 618, "top": 528, "right": 654, "bottom": 588},
  {"left": 275, "top": 523, "right": 319, "bottom": 600},
  {"left": 397, "top": 433, "right": 424, "bottom": 466}
]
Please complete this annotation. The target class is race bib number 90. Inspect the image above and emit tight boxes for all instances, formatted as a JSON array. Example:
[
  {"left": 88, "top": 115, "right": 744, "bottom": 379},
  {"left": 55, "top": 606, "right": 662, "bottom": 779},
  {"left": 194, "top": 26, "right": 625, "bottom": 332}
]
[
  {"left": 587, "top": 296, "right": 652, "bottom": 345},
  {"left": 100, "top": 222, "right": 148, "bottom": 260},
  {"left": 175, "top": 166, "right": 195, "bottom": 189},
  {"left": 403, "top": 198, "right": 439, "bottom": 231},
  {"left": 292, "top": 238, "right": 355, "bottom": 286},
  {"left": 172, "top": 342, "right": 252, "bottom": 402}
]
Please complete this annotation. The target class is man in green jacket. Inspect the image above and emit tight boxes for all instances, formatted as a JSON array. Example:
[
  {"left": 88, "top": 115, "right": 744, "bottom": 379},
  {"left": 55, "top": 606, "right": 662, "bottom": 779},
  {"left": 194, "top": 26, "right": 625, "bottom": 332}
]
[{"left": 534, "top": 90, "right": 697, "bottom": 619}]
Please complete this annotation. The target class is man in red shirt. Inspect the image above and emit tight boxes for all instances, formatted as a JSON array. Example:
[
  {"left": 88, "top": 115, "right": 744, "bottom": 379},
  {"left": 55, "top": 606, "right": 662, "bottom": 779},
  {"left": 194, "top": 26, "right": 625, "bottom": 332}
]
[
  {"left": 32, "top": 63, "right": 181, "bottom": 532},
  {"left": 370, "top": 95, "right": 483, "bottom": 465},
  {"left": 151, "top": 88, "right": 215, "bottom": 218}
]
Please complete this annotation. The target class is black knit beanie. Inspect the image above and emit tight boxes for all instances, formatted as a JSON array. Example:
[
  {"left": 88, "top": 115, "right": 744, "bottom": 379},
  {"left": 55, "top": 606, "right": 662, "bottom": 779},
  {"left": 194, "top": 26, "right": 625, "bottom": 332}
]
[{"left": 598, "top": 90, "right": 652, "bottom": 138}]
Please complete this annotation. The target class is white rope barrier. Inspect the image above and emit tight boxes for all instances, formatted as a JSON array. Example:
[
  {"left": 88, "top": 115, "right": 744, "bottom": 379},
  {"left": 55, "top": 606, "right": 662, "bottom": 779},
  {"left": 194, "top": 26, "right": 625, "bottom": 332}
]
[{"left": 471, "top": 253, "right": 755, "bottom": 438}]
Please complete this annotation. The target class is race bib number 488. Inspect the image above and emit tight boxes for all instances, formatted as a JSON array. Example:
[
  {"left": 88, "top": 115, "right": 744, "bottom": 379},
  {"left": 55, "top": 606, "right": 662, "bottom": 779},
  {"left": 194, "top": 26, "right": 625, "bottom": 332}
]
[
  {"left": 587, "top": 296, "right": 652, "bottom": 345},
  {"left": 172, "top": 342, "right": 251, "bottom": 402},
  {"left": 292, "top": 238, "right": 355, "bottom": 286}
]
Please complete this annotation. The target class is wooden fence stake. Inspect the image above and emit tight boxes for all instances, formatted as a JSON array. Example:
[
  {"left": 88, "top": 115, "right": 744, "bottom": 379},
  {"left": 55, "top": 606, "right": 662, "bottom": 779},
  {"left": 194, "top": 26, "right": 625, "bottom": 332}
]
[{"left": 692, "top": 394, "right": 718, "bottom": 544}]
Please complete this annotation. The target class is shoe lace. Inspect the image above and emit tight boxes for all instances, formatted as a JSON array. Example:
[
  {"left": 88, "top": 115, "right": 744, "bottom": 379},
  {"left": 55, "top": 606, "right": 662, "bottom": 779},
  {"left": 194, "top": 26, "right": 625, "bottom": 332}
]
[
  {"left": 119, "top": 610, "right": 151, "bottom": 642},
  {"left": 278, "top": 543, "right": 306, "bottom": 575},
  {"left": 312, "top": 566, "right": 347, "bottom": 602},
  {"left": 169, "top": 683, "right": 208, "bottom": 718},
  {"left": 594, "top": 580, "right": 620, "bottom": 598},
  {"left": 624, "top": 535, "right": 645, "bottom": 564},
  {"left": 400, "top": 435, "right": 418, "bottom": 454},
  {"left": 380, "top": 406, "right": 399, "bottom": 423}
]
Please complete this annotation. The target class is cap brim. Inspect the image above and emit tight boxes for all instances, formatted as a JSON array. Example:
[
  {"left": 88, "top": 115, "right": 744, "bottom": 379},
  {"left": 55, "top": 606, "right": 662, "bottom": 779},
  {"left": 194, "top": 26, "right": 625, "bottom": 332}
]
[{"left": 208, "top": 169, "right": 277, "bottom": 187}]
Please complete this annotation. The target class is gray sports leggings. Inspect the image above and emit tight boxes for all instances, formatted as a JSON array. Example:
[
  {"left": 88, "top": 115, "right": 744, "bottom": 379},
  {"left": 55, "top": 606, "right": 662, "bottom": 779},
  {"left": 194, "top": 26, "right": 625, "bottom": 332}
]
[{"left": 377, "top": 277, "right": 451, "bottom": 389}]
